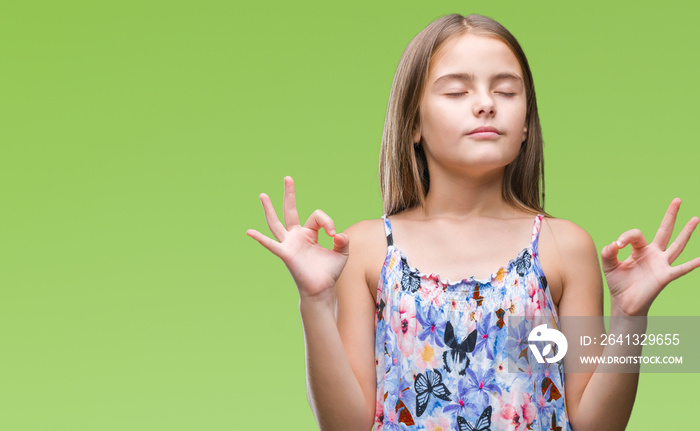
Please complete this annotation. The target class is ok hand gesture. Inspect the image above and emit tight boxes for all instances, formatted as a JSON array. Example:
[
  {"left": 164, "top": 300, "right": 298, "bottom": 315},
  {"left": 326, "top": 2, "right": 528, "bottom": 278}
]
[
  {"left": 601, "top": 198, "right": 700, "bottom": 316},
  {"left": 246, "top": 176, "right": 350, "bottom": 301}
]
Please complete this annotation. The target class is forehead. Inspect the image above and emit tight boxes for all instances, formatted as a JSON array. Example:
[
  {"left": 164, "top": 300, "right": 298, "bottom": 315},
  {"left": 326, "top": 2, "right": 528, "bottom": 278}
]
[{"left": 428, "top": 33, "right": 522, "bottom": 82}]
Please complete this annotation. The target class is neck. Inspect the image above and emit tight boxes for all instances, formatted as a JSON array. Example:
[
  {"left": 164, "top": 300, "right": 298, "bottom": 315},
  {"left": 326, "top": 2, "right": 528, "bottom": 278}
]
[{"left": 419, "top": 167, "right": 515, "bottom": 220}]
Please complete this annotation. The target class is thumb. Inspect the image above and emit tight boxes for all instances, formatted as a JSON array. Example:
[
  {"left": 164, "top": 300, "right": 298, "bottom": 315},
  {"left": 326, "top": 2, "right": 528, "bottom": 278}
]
[
  {"left": 601, "top": 240, "right": 621, "bottom": 274},
  {"left": 332, "top": 233, "right": 350, "bottom": 256}
]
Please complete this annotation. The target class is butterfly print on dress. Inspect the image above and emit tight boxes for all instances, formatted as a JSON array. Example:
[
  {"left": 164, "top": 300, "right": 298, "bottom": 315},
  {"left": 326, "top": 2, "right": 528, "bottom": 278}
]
[
  {"left": 514, "top": 249, "right": 532, "bottom": 276},
  {"left": 457, "top": 405, "right": 492, "bottom": 431},
  {"left": 400, "top": 257, "right": 421, "bottom": 293},
  {"left": 442, "top": 321, "right": 477, "bottom": 375},
  {"left": 414, "top": 369, "right": 452, "bottom": 417}
]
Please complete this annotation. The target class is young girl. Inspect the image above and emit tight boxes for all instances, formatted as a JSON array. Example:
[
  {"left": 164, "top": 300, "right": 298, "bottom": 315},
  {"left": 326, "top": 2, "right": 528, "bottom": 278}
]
[{"left": 246, "top": 13, "right": 700, "bottom": 431}]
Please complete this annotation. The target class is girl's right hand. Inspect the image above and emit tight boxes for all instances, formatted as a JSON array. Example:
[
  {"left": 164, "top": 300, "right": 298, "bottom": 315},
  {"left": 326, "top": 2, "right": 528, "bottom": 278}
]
[{"left": 246, "top": 176, "right": 350, "bottom": 301}]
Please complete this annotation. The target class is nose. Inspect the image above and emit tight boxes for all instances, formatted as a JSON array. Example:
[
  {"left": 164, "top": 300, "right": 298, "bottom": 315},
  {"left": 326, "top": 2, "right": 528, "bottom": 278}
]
[{"left": 472, "top": 91, "right": 496, "bottom": 117}]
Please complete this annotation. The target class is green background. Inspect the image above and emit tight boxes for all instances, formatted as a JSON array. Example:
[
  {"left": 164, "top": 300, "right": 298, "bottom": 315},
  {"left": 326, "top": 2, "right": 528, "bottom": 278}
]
[{"left": 2, "top": 0, "right": 698, "bottom": 429}]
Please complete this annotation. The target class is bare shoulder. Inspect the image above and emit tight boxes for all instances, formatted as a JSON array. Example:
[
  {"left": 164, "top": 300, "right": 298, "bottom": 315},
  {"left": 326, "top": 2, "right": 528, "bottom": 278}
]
[
  {"left": 540, "top": 216, "right": 602, "bottom": 310},
  {"left": 342, "top": 217, "right": 385, "bottom": 241},
  {"left": 341, "top": 218, "right": 389, "bottom": 301},
  {"left": 537, "top": 216, "right": 600, "bottom": 310},
  {"left": 540, "top": 216, "right": 598, "bottom": 261}
]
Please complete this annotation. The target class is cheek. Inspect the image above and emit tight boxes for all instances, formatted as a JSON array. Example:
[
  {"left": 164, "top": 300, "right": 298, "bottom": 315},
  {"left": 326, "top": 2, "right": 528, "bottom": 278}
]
[
  {"left": 421, "top": 105, "right": 462, "bottom": 138},
  {"left": 515, "top": 103, "right": 528, "bottom": 127},
  {"left": 504, "top": 108, "right": 528, "bottom": 138}
]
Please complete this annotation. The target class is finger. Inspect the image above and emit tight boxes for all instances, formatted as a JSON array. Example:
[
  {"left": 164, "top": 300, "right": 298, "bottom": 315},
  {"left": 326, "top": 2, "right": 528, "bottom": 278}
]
[
  {"left": 283, "top": 176, "right": 301, "bottom": 229},
  {"left": 303, "top": 209, "right": 336, "bottom": 237},
  {"left": 652, "top": 198, "right": 682, "bottom": 250},
  {"left": 259, "top": 193, "right": 287, "bottom": 241},
  {"left": 616, "top": 229, "right": 648, "bottom": 251},
  {"left": 667, "top": 216, "right": 700, "bottom": 263},
  {"left": 601, "top": 240, "right": 621, "bottom": 274},
  {"left": 332, "top": 233, "right": 350, "bottom": 256},
  {"left": 669, "top": 255, "right": 700, "bottom": 280},
  {"left": 246, "top": 228, "right": 283, "bottom": 256}
]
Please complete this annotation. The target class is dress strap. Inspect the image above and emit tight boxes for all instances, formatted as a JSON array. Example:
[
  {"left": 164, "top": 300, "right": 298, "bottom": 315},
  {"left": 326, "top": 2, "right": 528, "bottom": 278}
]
[
  {"left": 530, "top": 214, "right": 544, "bottom": 254},
  {"left": 381, "top": 214, "right": 393, "bottom": 247}
]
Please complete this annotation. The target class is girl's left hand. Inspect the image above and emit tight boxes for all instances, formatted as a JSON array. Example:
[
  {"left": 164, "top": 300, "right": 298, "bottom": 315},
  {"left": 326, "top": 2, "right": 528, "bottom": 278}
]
[{"left": 601, "top": 198, "right": 700, "bottom": 316}]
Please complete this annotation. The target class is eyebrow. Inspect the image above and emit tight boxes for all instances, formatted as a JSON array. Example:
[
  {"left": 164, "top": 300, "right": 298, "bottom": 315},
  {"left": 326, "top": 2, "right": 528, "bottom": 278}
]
[{"left": 433, "top": 72, "right": 524, "bottom": 86}]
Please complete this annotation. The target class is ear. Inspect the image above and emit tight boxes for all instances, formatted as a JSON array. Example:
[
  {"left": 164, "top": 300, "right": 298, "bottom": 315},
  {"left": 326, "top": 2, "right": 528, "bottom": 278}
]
[
  {"left": 412, "top": 124, "right": 421, "bottom": 145},
  {"left": 521, "top": 125, "right": 528, "bottom": 143}
]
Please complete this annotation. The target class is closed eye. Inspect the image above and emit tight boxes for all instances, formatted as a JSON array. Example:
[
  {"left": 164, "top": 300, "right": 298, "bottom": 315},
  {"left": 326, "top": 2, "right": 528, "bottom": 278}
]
[{"left": 445, "top": 92, "right": 516, "bottom": 97}]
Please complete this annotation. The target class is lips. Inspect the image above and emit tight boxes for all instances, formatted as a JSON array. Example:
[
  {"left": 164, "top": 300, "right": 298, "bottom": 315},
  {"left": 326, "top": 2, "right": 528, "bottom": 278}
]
[{"left": 468, "top": 126, "right": 501, "bottom": 135}]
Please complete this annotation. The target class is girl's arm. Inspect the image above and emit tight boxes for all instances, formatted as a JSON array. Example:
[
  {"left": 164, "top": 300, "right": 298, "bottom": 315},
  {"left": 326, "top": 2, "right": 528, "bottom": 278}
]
[
  {"left": 301, "top": 220, "right": 377, "bottom": 431},
  {"left": 541, "top": 218, "right": 610, "bottom": 431},
  {"left": 246, "top": 177, "right": 376, "bottom": 431},
  {"left": 547, "top": 219, "right": 637, "bottom": 431},
  {"left": 548, "top": 199, "right": 700, "bottom": 431}
]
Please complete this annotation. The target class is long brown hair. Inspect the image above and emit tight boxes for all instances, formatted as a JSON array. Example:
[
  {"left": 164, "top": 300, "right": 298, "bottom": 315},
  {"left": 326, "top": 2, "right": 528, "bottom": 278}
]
[{"left": 379, "top": 14, "right": 548, "bottom": 217}]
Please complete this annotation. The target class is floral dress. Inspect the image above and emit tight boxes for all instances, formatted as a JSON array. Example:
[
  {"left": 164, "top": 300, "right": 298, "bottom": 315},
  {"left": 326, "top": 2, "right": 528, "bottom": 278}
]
[{"left": 374, "top": 214, "right": 571, "bottom": 431}]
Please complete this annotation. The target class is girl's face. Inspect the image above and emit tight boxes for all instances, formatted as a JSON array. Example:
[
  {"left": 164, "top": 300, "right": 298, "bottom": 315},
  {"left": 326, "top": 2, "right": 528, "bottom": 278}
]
[{"left": 413, "top": 33, "right": 528, "bottom": 177}]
